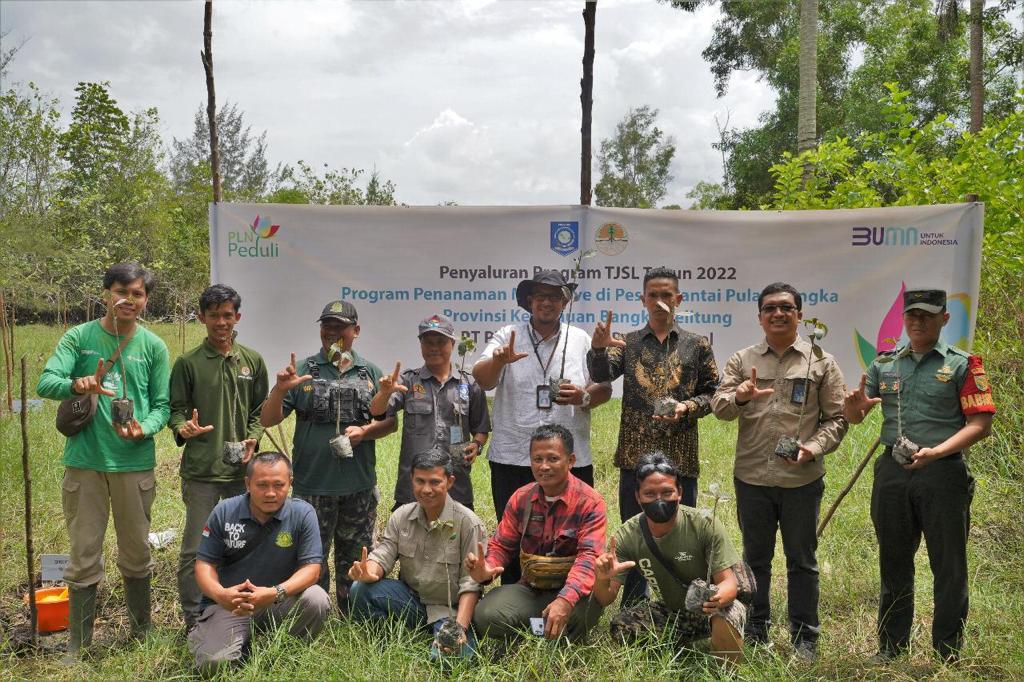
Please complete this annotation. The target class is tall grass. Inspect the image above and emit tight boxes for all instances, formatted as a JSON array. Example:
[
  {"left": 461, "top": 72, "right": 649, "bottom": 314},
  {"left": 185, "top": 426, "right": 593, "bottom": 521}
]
[{"left": 0, "top": 322, "right": 1020, "bottom": 680}]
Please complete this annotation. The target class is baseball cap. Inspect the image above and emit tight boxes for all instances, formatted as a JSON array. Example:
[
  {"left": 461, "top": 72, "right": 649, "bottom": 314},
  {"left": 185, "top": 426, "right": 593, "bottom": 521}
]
[
  {"left": 317, "top": 300, "right": 358, "bottom": 324},
  {"left": 418, "top": 314, "right": 458, "bottom": 341},
  {"left": 903, "top": 289, "right": 946, "bottom": 314}
]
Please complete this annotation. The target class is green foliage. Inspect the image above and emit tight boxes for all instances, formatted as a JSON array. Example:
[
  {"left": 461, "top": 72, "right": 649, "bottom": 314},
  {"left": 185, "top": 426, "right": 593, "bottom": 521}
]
[
  {"left": 594, "top": 105, "right": 676, "bottom": 209},
  {"left": 270, "top": 161, "right": 397, "bottom": 206},
  {"left": 679, "top": 0, "right": 1024, "bottom": 208}
]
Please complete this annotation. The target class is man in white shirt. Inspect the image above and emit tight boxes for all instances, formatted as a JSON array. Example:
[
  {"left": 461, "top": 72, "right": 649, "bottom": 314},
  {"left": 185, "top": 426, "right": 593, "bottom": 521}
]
[{"left": 473, "top": 269, "right": 611, "bottom": 584}]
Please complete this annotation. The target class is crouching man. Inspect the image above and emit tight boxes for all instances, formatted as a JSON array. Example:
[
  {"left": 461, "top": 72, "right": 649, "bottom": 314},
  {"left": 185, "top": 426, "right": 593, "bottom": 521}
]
[
  {"left": 593, "top": 453, "right": 747, "bottom": 664},
  {"left": 349, "top": 448, "right": 486, "bottom": 659},
  {"left": 188, "top": 452, "right": 330, "bottom": 674},
  {"left": 469, "top": 424, "right": 606, "bottom": 642}
]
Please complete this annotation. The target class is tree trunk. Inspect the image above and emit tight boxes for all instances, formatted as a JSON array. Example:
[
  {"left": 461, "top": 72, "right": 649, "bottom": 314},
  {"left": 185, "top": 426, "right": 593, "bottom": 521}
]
[
  {"left": 969, "top": 0, "right": 984, "bottom": 133},
  {"left": 201, "top": 0, "right": 222, "bottom": 202},
  {"left": 1, "top": 290, "right": 11, "bottom": 414},
  {"left": 580, "top": 1, "right": 597, "bottom": 206},
  {"left": 21, "top": 357, "right": 38, "bottom": 643},
  {"left": 796, "top": 0, "right": 818, "bottom": 156}
]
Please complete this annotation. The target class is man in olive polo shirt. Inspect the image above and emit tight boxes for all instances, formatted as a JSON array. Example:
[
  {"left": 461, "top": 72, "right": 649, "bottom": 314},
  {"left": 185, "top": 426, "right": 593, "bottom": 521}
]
[
  {"left": 844, "top": 288, "right": 996, "bottom": 663},
  {"left": 370, "top": 313, "right": 490, "bottom": 510},
  {"left": 261, "top": 300, "right": 396, "bottom": 612},
  {"left": 188, "top": 452, "right": 329, "bottom": 674},
  {"left": 169, "top": 284, "right": 269, "bottom": 630}
]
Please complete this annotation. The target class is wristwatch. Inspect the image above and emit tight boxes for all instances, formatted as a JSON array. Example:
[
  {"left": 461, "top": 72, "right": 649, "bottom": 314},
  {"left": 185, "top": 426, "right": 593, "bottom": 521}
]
[
  {"left": 580, "top": 390, "right": 592, "bottom": 408},
  {"left": 274, "top": 584, "right": 287, "bottom": 604}
]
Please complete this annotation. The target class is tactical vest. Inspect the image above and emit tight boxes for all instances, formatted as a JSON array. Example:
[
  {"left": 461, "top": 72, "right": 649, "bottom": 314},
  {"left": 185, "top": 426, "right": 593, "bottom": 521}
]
[{"left": 297, "top": 359, "right": 373, "bottom": 425}]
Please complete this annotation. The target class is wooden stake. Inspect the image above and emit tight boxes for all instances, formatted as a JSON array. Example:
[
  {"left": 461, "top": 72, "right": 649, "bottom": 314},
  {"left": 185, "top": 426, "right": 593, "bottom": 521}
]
[
  {"left": 817, "top": 437, "right": 880, "bottom": 537},
  {"left": 21, "top": 357, "right": 37, "bottom": 642},
  {"left": 201, "top": 0, "right": 222, "bottom": 202},
  {"left": 1, "top": 290, "right": 12, "bottom": 413}
]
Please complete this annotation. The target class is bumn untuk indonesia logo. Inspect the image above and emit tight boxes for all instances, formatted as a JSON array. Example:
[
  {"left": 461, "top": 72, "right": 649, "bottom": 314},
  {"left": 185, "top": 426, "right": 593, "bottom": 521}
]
[
  {"left": 853, "top": 282, "right": 971, "bottom": 368},
  {"left": 228, "top": 215, "right": 281, "bottom": 258}
]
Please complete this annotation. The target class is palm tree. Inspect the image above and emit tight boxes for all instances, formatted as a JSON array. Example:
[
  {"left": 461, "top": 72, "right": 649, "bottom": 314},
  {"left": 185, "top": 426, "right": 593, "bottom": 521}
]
[{"left": 796, "top": 0, "right": 818, "bottom": 155}]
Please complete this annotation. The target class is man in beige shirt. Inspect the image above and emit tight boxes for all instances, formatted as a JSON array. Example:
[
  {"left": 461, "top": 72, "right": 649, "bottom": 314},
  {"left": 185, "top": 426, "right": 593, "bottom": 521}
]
[
  {"left": 348, "top": 448, "right": 485, "bottom": 659},
  {"left": 712, "top": 282, "right": 847, "bottom": 662}
]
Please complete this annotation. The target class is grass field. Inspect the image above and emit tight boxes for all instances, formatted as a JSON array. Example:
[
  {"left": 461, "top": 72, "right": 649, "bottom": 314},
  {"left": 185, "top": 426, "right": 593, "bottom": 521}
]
[{"left": 0, "top": 322, "right": 1021, "bottom": 680}]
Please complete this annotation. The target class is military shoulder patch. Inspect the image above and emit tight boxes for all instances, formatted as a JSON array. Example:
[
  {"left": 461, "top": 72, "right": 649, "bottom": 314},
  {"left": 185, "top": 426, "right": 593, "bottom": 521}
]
[{"left": 275, "top": 531, "right": 293, "bottom": 548}]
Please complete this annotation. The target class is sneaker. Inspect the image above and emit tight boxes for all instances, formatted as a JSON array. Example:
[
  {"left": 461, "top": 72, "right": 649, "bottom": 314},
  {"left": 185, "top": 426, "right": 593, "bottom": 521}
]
[{"left": 792, "top": 641, "right": 818, "bottom": 663}]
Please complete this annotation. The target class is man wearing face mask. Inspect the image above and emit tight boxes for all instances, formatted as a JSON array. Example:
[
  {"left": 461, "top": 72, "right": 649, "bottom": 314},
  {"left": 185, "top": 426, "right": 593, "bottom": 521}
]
[
  {"left": 592, "top": 452, "right": 747, "bottom": 664},
  {"left": 711, "top": 282, "right": 847, "bottom": 662},
  {"left": 261, "top": 300, "right": 396, "bottom": 612}
]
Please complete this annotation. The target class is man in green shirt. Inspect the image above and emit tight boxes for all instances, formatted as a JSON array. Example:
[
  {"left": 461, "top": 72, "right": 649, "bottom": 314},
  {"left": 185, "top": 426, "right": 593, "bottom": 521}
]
[
  {"left": 37, "top": 262, "right": 171, "bottom": 661},
  {"left": 593, "top": 453, "right": 746, "bottom": 664},
  {"left": 261, "top": 300, "right": 395, "bottom": 612},
  {"left": 168, "top": 284, "right": 269, "bottom": 630}
]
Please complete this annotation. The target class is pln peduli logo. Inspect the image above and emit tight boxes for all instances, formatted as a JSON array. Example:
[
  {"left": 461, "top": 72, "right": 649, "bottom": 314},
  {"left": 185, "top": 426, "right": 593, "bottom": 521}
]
[
  {"left": 550, "top": 221, "right": 579, "bottom": 257},
  {"left": 853, "top": 282, "right": 971, "bottom": 369},
  {"left": 228, "top": 215, "right": 281, "bottom": 258}
]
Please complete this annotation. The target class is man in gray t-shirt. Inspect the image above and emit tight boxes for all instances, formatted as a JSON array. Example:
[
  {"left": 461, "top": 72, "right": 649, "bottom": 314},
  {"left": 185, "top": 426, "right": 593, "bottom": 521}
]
[{"left": 188, "top": 452, "right": 330, "bottom": 674}]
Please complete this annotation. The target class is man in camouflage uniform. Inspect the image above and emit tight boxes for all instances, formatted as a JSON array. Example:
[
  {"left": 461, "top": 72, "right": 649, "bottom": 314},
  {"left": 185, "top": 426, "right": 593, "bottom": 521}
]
[
  {"left": 261, "top": 300, "right": 396, "bottom": 611},
  {"left": 844, "top": 288, "right": 996, "bottom": 663}
]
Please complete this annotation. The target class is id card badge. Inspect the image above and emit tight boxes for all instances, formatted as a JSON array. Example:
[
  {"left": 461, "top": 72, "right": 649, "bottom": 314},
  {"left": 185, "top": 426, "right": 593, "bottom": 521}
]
[
  {"left": 449, "top": 424, "right": 464, "bottom": 444},
  {"left": 536, "top": 385, "right": 552, "bottom": 409},
  {"left": 790, "top": 378, "right": 807, "bottom": 405}
]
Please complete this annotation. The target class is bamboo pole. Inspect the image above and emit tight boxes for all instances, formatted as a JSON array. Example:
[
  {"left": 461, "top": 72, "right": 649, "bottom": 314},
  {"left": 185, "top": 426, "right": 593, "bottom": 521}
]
[
  {"left": 21, "top": 357, "right": 37, "bottom": 642},
  {"left": 817, "top": 437, "right": 881, "bottom": 537}
]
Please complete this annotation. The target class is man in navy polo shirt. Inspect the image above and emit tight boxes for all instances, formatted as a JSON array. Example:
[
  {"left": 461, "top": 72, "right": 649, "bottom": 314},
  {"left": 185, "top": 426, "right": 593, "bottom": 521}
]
[{"left": 188, "top": 452, "right": 330, "bottom": 674}]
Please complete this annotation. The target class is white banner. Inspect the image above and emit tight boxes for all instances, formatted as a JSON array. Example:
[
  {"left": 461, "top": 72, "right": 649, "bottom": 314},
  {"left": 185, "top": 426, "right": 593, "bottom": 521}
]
[{"left": 210, "top": 203, "right": 983, "bottom": 389}]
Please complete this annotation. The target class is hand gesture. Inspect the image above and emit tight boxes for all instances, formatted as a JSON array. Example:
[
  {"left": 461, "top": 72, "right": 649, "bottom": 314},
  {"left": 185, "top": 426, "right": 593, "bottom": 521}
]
[
  {"left": 275, "top": 353, "right": 313, "bottom": 392},
  {"left": 780, "top": 443, "right": 816, "bottom": 466},
  {"left": 378, "top": 362, "right": 408, "bottom": 396},
  {"left": 179, "top": 408, "right": 215, "bottom": 439},
  {"left": 348, "top": 546, "right": 380, "bottom": 583},
  {"left": 541, "top": 596, "right": 572, "bottom": 640},
  {"left": 653, "top": 400, "right": 690, "bottom": 424},
  {"left": 592, "top": 310, "right": 627, "bottom": 350},
  {"left": 462, "top": 441, "right": 480, "bottom": 465},
  {"left": 114, "top": 419, "right": 144, "bottom": 441},
  {"left": 554, "top": 381, "right": 586, "bottom": 406},
  {"left": 594, "top": 537, "right": 636, "bottom": 582},
  {"left": 72, "top": 359, "right": 116, "bottom": 397},
  {"left": 218, "top": 581, "right": 255, "bottom": 617},
  {"left": 735, "top": 367, "right": 774, "bottom": 403},
  {"left": 242, "top": 438, "right": 257, "bottom": 464},
  {"left": 344, "top": 424, "right": 367, "bottom": 446},
  {"left": 844, "top": 373, "right": 882, "bottom": 418},
  {"left": 465, "top": 541, "right": 503, "bottom": 583},
  {"left": 905, "top": 446, "right": 940, "bottom": 470},
  {"left": 491, "top": 331, "right": 528, "bottom": 367}
]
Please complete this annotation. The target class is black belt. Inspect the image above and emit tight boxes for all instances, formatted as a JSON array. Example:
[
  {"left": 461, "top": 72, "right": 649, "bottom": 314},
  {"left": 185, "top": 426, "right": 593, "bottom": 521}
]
[{"left": 883, "top": 446, "right": 962, "bottom": 461}]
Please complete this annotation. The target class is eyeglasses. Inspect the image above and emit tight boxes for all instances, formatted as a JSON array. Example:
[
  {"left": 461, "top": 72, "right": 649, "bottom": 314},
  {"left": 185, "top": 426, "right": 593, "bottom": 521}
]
[
  {"left": 760, "top": 304, "right": 798, "bottom": 314},
  {"left": 531, "top": 292, "right": 566, "bottom": 302}
]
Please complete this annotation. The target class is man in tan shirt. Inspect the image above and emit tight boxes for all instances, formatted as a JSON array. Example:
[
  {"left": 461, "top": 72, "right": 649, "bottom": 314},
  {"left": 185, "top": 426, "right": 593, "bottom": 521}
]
[
  {"left": 348, "top": 448, "right": 485, "bottom": 659},
  {"left": 712, "top": 282, "right": 847, "bottom": 662}
]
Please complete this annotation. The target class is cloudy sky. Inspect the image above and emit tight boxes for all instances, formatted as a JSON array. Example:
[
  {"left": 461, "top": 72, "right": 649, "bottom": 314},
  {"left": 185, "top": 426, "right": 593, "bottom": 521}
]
[{"left": 2, "top": 0, "right": 776, "bottom": 206}]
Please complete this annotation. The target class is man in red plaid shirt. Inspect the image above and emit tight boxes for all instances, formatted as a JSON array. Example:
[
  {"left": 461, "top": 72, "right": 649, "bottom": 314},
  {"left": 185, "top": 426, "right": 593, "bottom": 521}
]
[{"left": 469, "top": 424, "right": 605, "bottom": 641}]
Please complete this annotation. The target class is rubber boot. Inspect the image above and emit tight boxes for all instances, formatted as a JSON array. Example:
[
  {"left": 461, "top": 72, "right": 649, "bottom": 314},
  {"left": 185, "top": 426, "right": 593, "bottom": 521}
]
[
  {"left": 124, "top": 576, "right": 151, "bottom": 639},
  {"left": 61, "top": 585, "right": 97, "bottom": 665}
]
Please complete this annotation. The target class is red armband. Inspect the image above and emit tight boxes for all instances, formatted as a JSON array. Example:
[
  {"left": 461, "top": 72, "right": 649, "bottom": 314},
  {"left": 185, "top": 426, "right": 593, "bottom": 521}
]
[{"left": 959, "top": 355, "right": 997, "bottom": 414}]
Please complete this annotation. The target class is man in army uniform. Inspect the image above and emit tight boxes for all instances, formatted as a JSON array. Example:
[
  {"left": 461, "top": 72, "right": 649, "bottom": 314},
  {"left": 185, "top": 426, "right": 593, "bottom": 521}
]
[
  {"left": 369, "top": 314, "right": 490, "bottom": 510},
  {"left": 844, "top": 288, "right": 995, "bottom": 663},
  {"left": 261, "top": 300, "right": 395, "bottom": 611}
]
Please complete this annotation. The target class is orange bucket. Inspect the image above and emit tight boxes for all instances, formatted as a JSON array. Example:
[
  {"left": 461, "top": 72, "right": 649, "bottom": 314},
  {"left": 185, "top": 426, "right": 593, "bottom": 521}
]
[{"left": 31, "top": 586, "right": 70, "bottom": 633}]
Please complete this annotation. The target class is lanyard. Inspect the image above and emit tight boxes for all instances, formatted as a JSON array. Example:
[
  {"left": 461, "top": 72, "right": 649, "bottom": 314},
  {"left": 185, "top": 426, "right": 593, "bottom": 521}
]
[{"left": 528, "top": 325, "right": 561, "bottom": 379}]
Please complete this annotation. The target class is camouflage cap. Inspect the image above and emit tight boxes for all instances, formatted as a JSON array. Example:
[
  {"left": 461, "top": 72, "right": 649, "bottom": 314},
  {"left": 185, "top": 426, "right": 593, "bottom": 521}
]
[
  {"left": 417, "top": 314, "right": 458, "bottom": 341},
  {"left": 903, "top": 288, "right": 946, "bottom": 314},
  {"left": 317, "top": 300, "right": 358, "bottom": 324}
]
